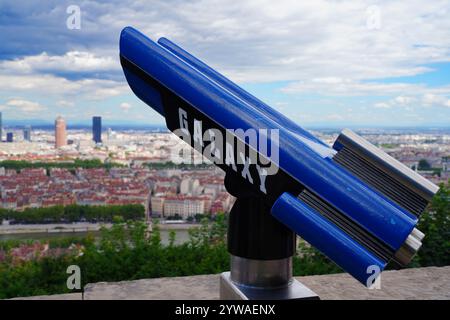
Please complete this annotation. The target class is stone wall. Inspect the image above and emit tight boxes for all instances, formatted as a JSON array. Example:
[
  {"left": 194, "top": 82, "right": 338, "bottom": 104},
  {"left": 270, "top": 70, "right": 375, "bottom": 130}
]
[{"left": 12, "top": 266, "right": 450, "bottom": 300}]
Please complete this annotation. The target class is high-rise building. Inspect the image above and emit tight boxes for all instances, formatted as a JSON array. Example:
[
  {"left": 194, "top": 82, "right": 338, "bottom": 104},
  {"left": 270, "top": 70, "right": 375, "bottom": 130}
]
[
  {"left": 6, "top": 132, "right": 13, "bottom": 143},
  {"left": 23, "top": 126, "right": 31, "bottom": 142},
  {"left": 92, "top": 116, "right": 102, "bottom": 144},
  {"left": 0, "top": 112, "right": 2, "bottom": 142},
  {"left": 55, "top": 116, "right": 67, "bottom": 148}
]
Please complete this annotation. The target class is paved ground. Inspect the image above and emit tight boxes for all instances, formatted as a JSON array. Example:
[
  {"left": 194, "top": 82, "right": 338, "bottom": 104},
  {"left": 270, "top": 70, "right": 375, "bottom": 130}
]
[
  {"left": 11, "top": 266, "right": 450, "bottom": 300},
  {"left": 82, "top": 266, "right": 450, "bottom": 300},
  {"left": 298, "top": 266, "right": 450, "bottom": 300},
  {"left": 11, "top": 293, "right": 83, "bottom": 300}
]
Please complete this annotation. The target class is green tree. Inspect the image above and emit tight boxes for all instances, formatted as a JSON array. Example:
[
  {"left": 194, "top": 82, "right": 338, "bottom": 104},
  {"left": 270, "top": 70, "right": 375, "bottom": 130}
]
[
  {"left": 6, "top": 204, "right": 145, "bottom": 224},
  {"left": 415, "top": 182, "right": 450, "bottom": 266},
  {"left": 418, "top": 159, "right": 431, "bottom": 170},
  {"left": 0, "top": 188, "right": 448, "bottom": 300},
  {"left": 168, "top": 230, "right": 176, "bottom": 247}
]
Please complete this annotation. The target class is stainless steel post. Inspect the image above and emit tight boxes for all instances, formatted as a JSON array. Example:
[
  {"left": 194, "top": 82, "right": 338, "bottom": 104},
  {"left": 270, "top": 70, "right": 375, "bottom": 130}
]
[
  {"left": 220, "top": 174, "right": 319, "bottom": 300},
  {"left": 220, "top": 255, "right": 319, "bottom": 300}
]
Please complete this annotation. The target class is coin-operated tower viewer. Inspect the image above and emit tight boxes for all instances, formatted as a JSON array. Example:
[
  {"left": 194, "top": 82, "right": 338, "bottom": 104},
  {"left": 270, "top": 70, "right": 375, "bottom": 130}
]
[{"left": 119, "top": 26, "right": 438, "bottom": 300}]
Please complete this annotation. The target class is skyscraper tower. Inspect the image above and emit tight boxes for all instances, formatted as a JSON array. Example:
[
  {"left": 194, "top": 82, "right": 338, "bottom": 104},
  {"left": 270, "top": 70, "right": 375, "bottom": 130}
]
[
  {"left": 23, "top": 126, "right": 31, "bottom": 142},
  {"left": 55, "top": 116, "right": 67, "bottom": 148},
  {"left": 92, "top": 116, "right": 102, "bottom": 144}
]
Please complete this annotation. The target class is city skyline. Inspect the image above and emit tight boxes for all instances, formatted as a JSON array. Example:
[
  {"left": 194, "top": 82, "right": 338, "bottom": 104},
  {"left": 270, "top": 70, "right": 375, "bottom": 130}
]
[
  {"left": 92, "top": 116, "right": 102, "bottom": 144},
  {"left": 1, "top": 116, "right": 450, "bottom": 130},
  {"left": 0, "top": 1, "right": 449, "bottom": 127},
  {"left": 0, "top": 1, "right": 448, "bottom": 303}
]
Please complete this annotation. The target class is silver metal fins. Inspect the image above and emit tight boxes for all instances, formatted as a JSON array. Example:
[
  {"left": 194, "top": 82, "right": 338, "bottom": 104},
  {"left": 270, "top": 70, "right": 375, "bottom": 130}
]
[
  {"left": 332, "top": 128, "right": 439, "bottom": 216},
  {"left": 332, "top": 129, "right": 439, "bottom": 266},
  {"left": 394, "top": 228, "right": 423, "bottom": 265}
]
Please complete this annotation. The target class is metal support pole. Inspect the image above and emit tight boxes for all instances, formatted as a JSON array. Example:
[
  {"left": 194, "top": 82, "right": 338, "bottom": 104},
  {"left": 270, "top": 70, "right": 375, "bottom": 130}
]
[
  {"left": 230, "top": 255, "right": 292, "bottom": 288},
  {"left": 220, "top": 256, "right": 318, "bottom": 300},
  {"left": 220, "top": 173, "right": 319, "bottom": 300}
]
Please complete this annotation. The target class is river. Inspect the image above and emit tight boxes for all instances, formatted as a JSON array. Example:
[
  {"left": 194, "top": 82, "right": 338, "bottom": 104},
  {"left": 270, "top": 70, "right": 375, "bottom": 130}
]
[{"left": 0, "top": 228, "right": 191, "bottom": 246}]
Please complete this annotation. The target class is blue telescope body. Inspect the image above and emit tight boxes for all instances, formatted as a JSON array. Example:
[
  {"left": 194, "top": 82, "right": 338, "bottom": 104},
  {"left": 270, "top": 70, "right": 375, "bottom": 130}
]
[{"left": 120, "top": 26, "right": 438, "bottom": 286}]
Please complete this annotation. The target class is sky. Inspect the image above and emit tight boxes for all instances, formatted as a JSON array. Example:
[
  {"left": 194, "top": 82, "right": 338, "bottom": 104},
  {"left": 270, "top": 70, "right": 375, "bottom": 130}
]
[{"left": 0, "top": 0, "right": 449, "bottom": 127}]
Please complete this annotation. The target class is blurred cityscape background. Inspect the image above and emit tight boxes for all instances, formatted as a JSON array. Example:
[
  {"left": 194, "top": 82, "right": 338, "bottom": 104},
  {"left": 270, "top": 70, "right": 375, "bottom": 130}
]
[
  {"left": 1, "top": 113, "right": 449, "bottom": 214},
  {"left": 0, "top": 0, "right": 449, "bottom": 299},
  {"left": 0, "top": 110, "right": 448, "bottom": 238}
]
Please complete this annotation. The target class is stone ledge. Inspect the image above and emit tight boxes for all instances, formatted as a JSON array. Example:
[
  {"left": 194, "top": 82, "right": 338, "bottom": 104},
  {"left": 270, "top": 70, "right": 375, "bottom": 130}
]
[
  {"left": 11, "top": 266, "right": 450, "bottom": 300},
  {"left": 11, "top": 293, "right": 83, "bottom": 300},
  {"left": 83, "top": 266, "right": 450, "bottom": 300}
]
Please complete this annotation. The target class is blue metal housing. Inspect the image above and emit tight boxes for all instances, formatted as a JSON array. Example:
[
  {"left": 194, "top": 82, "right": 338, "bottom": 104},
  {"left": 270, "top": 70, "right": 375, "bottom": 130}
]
[
  {"left": 271, "top": 192, "right": 386, "bottom": 285},
  {"left": 120, "top": 26, "right": 419, "bottom": 285}
]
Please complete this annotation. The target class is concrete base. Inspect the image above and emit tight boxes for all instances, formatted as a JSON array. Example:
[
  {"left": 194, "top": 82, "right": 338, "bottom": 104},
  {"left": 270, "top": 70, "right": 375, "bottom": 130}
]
[
  {"left": 11, "top": 266, "right": 450, "bottom": 300},
  {"left": 220, "top": 272, "right": 319, "bottom": 300}
]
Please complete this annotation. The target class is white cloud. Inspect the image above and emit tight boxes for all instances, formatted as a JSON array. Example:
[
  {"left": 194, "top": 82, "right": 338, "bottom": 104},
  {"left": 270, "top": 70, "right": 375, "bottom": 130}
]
[
  {"left": 325, "top": 114, "right": 345, "bottom": 121},
  {"left": 1, "top": 98, "right": 46, "bottom": 113},
  {"left": 422, "top": 93, "right": 450, "bottom": 108},
  {"left": 375, "top": 95, "right": 416, "bottom": 108},
  {"left": 121, "top": 0, "right": 450, "bottom": 84},
  {"left": 15, "top": 0, "right": 442, "bottom": 85},
  {"left": 0, "top": 0, "right": 449, "bottom": 124},
  {"left": 374, "top": 102, "right": 391, "bottom": 109},
  {"left": 0, "top": 74, "right": 128, "bottom": 100},
  {"left": 2, "top": 0, "right": 449, "bottom": 90},
  {"left": 0, "top": 51, "right": 118, "bottom": 74},
  {"left": 374, "top": 93, "right": 450, "bottom": 110},
  {"left": 393, "top": 96, "right": 415, "bottom": 105},
  {"left": 57, "top": 100, "right": 74, "bottom": 107},
  {"left": 119, "top": 102, "right": 132, "bottom": 112},
  {"left": 281, "top": 78, "right": 424, "bottom": 96},
  {"left": 0, "top": 51, "right": 126, "bottom": 108}
]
